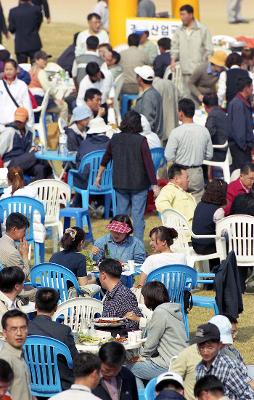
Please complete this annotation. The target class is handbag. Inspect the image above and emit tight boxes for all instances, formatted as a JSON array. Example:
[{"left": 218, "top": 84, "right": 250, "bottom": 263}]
[{"left": 3, "top": 80, "right": 20, "bottom": 108}]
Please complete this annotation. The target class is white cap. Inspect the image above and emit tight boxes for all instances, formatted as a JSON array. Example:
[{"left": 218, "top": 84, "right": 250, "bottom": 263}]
[
  {"left": 156, "top": 371, "right": 184, "bottom": 391},
  {"left": 209, "top": 315, "right": 233, "bottom": 345},
  {"left": 134, "top": 65, "right": 154, "bottom": 81}
]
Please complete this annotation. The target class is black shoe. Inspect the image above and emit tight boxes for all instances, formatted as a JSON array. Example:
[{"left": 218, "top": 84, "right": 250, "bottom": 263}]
[{"left": 229, "top": 18, "right": 249, "bottom": 24}]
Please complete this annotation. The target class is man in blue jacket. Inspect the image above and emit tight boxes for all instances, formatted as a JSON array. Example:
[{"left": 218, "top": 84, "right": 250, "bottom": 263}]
[{"left": 227, "top": 76, "right": 254, "bottom": 171}]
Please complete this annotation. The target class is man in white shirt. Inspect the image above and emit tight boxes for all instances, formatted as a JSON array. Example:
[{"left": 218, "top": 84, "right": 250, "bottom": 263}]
[
  {"left": 0, "top": 267, "right": 25, "bottom": 316},
  {"left": 77, "top": 62, "right": 113, "bottom": 107},
  {"left": 49, "top": 352, "right": 101, "bottom": 400},
  {"left": 93, "top": 0, "right": 109, "bottom": 31},
  {"left": 75, "top": 13, "right": 109, "bottom": 57}
]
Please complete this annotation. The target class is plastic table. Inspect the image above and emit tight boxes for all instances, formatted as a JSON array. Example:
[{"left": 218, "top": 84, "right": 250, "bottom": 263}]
[
  {"left": 77, "top": 338, "right": 146, "bottom": 354},
  {"left": 35, "top": 150, "right": 76, "bottom": 180}
]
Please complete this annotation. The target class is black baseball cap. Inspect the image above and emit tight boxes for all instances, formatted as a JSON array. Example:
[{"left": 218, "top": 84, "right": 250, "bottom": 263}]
[
  {"left": 34, "top": 51, "right": 52, "bottom": 60},
  {"left": 192, "top": 323, "right": 220, "bottom": 344}
]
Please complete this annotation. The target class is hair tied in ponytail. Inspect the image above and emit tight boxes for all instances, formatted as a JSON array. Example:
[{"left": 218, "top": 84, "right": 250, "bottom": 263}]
[
  {"left": 65, "top": 227, "right": 77, "bottom": 241},
  {"left": 14, "top": 172, "right": 19, "bottom": 176}
]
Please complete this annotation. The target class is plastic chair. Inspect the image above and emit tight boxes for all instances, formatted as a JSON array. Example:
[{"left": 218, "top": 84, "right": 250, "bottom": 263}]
[
  {"left": 59, "top": 207, "right": 94, "bottom": 242},
  {"left": 230, "top": 169, "right": 240, "bottom": 182},
  {"left": 203, "top": 141, "right": 231, "bottom": 183},
  {"left": 33, "top": 89, "right": 50, "bottom": 147},
  {"left": 68, "top": 150, "right": 116, "bottom": 219},
  {"left": 28, "top": 179, "right": 71, "bottom": 251},
  {"left": 150, "top": 148, "right": 166, "bottom": 176},
  {"left": 121, "top": 94, "right": 138, "bottom": 118},
  {"left": 144, "top": 377, "right": 157, "bottom": 400},
  {"left": 58, "top": 117, "right": 67, "bottom": 134},
  {"left": 23, "top": 335, "right": 73, "bottom": 397},
  {"left": 30, "top": 263, "right": 83, "bottom": 303},
  {"left": 53, "top": 297, "right": 103, "bottom": 331},
  {"left": 0, "top": 196, "right": 45, "bottom": 265}
]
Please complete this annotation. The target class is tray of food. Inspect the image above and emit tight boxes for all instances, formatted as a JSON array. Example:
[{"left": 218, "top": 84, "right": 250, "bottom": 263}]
[{"left": 93, "top": 317, "right": 125, "bottom": 328}]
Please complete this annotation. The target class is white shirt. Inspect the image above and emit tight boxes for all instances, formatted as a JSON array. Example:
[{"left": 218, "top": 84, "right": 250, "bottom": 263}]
[
  {"left": 0, "top": 78, "right": 34, "bottom": 126},
  {"left": 93, "top": 1, "right": 109, "bottom": 30},
  {"left": 77, "top": 69, "right": 113, "bottom": 105},
  {"left": 141, "top": 252, "right": 187, "bottom": 276},
  {"left": 49, "top": 384, "right": 101, "bottom": 400},
  {"left": 75, "top": 29, "right": 109, "bottom": 57}
]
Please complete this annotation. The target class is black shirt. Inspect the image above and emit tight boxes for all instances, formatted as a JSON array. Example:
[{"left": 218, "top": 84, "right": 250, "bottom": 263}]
[{"left": 50, "top": 250, "right": 87, "bottom": 278}]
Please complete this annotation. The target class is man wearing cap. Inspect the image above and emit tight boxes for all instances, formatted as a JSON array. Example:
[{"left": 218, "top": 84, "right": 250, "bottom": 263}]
[
  {"left": 155, "top": 372, "right": 186, "bottom": 400},
  {"left": 8, "top": 0, "right": 42, "bottom": 63},
  {"left": 189, "top": 51, "right": 227, "bottom": 106},
  {"left": 0, "top": 107, "right": 51, "bottom": 180},
  {"left": 134, "top": 65, "right": 163, "bottom": 137},
  {"left": 65, "top": 106, "right": 92, "bottom": 153},
  {"left": 194, "top": 323, "right": 254, "bottom": 399}
]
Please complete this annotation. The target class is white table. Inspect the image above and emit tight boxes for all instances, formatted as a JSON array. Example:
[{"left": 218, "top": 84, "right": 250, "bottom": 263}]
[{"left": 77, "top": 339, "right": 146, "bottom": 354}]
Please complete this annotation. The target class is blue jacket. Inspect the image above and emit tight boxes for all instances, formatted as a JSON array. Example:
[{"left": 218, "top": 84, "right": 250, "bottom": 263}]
[
  {"left": 156, "top": 390, "right": 186, "bottom": 400},
  {"left": 0, "top": 123, "right": 33, "bottom": 164},
  {"left": 227, "top": 94, "right": 254, "bottom": 150}
]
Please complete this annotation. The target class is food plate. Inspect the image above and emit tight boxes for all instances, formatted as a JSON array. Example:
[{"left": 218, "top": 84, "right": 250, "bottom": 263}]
[
  {"left": 94, "top": 317, "right": 125, "bottom": 328},
  {"left": 78, "top": 334, "right": 102, "bottom": 345}
]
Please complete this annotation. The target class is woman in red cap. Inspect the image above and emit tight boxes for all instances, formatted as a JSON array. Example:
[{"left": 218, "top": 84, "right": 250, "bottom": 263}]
[{"left": 92, "top": 214, "right": 146, "bottom": 264}]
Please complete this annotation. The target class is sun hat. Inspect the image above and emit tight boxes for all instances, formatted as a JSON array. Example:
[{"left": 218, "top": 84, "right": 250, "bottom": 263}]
[
  {"left": 209, "top": 51, "right": 227, "bottom": 67},
  {"left": 134, "top": 65, "right": 154, "bottom": 81},
  {"left": 70, "top": 106, "right": 92, "bottom": 123},
  {"left": 192, "top": 323, "right": 220, "bottom": 344},
  {"left": 14, "top": 107, "right": 29, "bottom": 123},
  {"left": 86, "top": 117, "right": 108, "bottom": 134},
  {"left": 209, "top": 315, "right": 233, "bottom": 345},
  {"left": 156, "top": 371, "right": 184, "bottom": 391},
  {"left": 106, "top": 221, "right": 132, "bottom": 234}
]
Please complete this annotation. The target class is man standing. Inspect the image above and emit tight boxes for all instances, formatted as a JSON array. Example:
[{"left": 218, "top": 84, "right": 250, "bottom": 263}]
[
  {"left": 32, "top": 0, "right": 50, "bottom": 23},
  {"left": 165, "top": 99, "right": 213, "bottom": 203},
  {"left": 0, "top": 1, "right": 9, "bottom": 44},
  {"left": 153, "top": 38, "right": 171, "bottom": 79},
  {"left": 227, "top": 76, "right": 254, "bottom": 171},
  {"left": 93, "top": 0, "right": 108, "bottom": 31},
  {"left": 134, "top": 65, "right": 163, "bottom": 137},
  {"left": 138, "top": 0, "right": 156, "bottom": 17},
  {"left": 171, "top": 4, "right": 213, "bottom": 98},
  {"left": 0, "top": 310, "right": 32, "bottom": 400},
  {"left": 138, "top": 30, "right": 158, "bottom": 65},
  {"left": 227, "top": 0, "right": 248, "bottom": 24},
  {"left": 8, "top": 0, "right": 42, "bottom": 63}
]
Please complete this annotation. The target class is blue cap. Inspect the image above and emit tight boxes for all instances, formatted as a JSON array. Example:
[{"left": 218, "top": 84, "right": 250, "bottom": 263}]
[{"left": 71, "top": 106, "right": 92, "bottom": 123}]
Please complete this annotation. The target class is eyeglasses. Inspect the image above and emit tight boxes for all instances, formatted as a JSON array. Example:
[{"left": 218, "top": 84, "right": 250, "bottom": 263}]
[{"left": 6, "top": 326, "right": 28, "bottom": 334}]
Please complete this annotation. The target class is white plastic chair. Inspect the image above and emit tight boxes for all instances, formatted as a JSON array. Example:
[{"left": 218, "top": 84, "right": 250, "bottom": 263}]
[
  {"left": 203, "top": 141, "right": 231, "bottom": 183},
  {"left": 216, "top": 215, "right": 254, "bottom": 266},
  {"left": 230, "top": 169, "right": 240, "bottom": 182},
  {"left": 161, "top": 209, "right": 221, "bottom": 269},
  {"left": 28, "top": 179, "right": 71, "bottom": 251},
  {"left": 52, "top": 297, "right": 103, "bottom": 332},
  {"left": 19, "top": 63, "right": 31, "bottom": 72},
  {"left": 212, "top": 35, "right": 237, "bottom": 50},
  {"left": 33, "top": 89, "right": 50, "bottom": 147},
  {"left": 58, "top": 117, "right": 67, "bottom": 134},
  {"left": 163, "top": 63, "right": 184, "bottom": 97}
]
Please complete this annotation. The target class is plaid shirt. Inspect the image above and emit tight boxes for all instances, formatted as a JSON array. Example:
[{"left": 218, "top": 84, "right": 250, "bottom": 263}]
[
  {"left": 196, "top": 352, "right": 254, "bottom": 400},
  {"left": 102, "top": 281, "right": 142, "bottom": 330}
]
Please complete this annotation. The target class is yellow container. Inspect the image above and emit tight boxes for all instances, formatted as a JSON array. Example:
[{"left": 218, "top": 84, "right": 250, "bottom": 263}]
[
  {"left": 172, "top": 0, "right": 200, "bottom": 20},
  {"left": 109, "top": 0, "right": 138, "bottom": 48}
]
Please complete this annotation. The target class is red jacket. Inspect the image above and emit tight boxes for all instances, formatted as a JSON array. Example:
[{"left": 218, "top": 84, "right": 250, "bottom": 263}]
[{"left": 225, "top": 178, "right": 249, "bottom": 216}]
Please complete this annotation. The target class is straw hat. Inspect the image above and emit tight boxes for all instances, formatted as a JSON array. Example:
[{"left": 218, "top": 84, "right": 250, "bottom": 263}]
[{"left": 209, "top": 51, "right": 227, "bottom": 67}]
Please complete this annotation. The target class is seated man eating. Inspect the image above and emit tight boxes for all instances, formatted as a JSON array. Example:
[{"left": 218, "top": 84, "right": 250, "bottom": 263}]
[{"left": 99, "top": 258, "right": 142, "bottom": 331}]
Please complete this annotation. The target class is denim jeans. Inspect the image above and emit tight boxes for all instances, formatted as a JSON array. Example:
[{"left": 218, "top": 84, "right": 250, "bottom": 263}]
[
  {"left": 116, "top": 189, "right": 148, "bottom": 242},
  {"left": 128, "top": 359, "right": 167, "bottom": 390}
]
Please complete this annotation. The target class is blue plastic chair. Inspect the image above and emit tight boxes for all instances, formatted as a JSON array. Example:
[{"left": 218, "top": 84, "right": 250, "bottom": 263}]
[
  {"left": 0, "top": 196, "right": 45, "bottom": 265},
  {"left": 23, "top": 335, "right": 73, "bottom": 397},
  {"left": 68, "top": 150, "right": 116, "bottom": 219},
  {"left": 121, "top": 94, "right": 138, "bottom": 117},
  {"left": 150, "top": 148, "right": 167, "bottom": 175},
  {"left": 30, "top": 263, "right": 83, "bottom": 303},
  {"left": 144, "top": 377, "right": 157, "bottom": 400},
  {"left": 59, "top": 207, "right": 94, "bottom": 243}
]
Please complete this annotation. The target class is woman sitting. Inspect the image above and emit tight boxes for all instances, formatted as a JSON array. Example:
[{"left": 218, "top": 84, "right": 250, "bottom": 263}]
[
  {"left": 65, "top": 106, "right": 92, "bottom": 153},
  {"left": 137, "top": 226, "right": 187, "bottom": 287},
  {"left": 127, "top": 281, "right": 187, "bottom": 389},
  {"left": 1, "top": 167, "right": 37, "bottom": 200},
  {"left": 50, "top": 227, "right": 96, "bottom": 288},
  {"left": 92, "top": 215, "right": 146, "bottom": 264}
]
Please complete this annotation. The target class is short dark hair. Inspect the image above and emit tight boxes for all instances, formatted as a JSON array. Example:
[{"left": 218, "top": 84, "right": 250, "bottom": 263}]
[
  {"left": 180, "top": 4, "right": 194, "bottom": 14},
  {"left": 99, "top": 342, "right": 126, "bottom": 367},
  {"left": 98, "top": 259, "right": 122, "bottom": 278},
  {"left": 201, "top": 180, "right": 228, "bottom": 206},
  {"left": 4, "top": 59, "right": 18, "bottom": 69},
  {"left": 60, "top": 227, "right": 85, "bottom": 251},
  {"left": 86, "top": 62, "right": 101, "bottom": 77},
  {"left": 141, "top": 281, "right": 169, "bottom": 311},
  {"left": 128, "top": 33, "right": 140, "bottom": 47},
  {"left": 87, "top": 12, "right": 101, "bottom": 21},
  {"left": 120, "top": 110, "right": 142, "bottom": 133},
  {"left": 149, "top": 226, "right": 178, "bottom": 248},
  {"left": 1, "top": 309, "right": 28, "bottom": 330},
  {"left": 240, "top": 163, "right": 254, "bottom": 175},
  {"left": 194, "top": 375, "right": 225, "bottom": 397},
  {"left": 178, "top": 98, "right": 195, "bottom": 117},
  {"left": 73, "top": 353, "right": 101, "bottom": 378},
  {"left": 112, "top": 50, "right": 121, "bottom": 64},
  {"left": 0, "top": 267, "right": 25, "bottom": 293},
  {"left": 109, "top": 214, "right": 133, "bottom": 235},
  {"left": 85, "top": 88, "right": 102, "bottom": 101},
  {"left": 98, "top": 43, "right": 112, "bottom": 52},
  {"left": 6, "top": 213, "right": 30, "bottom": 231},
  {"left": 236, "top": 76, "right": 253, "bottom": 92},
  {"left": 203, "top": 94, "right": 219, "bottom": 107},
  {"left": 157, "top": 37, "right": 171, "bottom": 50},
  {"left": 35, "top": 288, "right": 60, "bottom": 313},
  {"left": 168, "top": 165, "right": 187, "bottom": 180},
  {"left": 86, "top": 35, "right": 99, "bottom": 50},
  {"left": 0, "top": 49, "right": 11, "bottom": 62},
  {"left": 0, "top": 359, "right": 14, "bottom": 383},
  {"left": 156, "top": 380, "right": 184, "bottom": 393},
  {"left": 225, "top": 52, "right": 242, "bottom": 69}
]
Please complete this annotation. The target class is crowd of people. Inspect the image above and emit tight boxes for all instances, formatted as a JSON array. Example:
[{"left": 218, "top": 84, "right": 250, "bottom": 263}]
[{"left": 0, "top": 0, "right": 253, "bottom": 400}]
